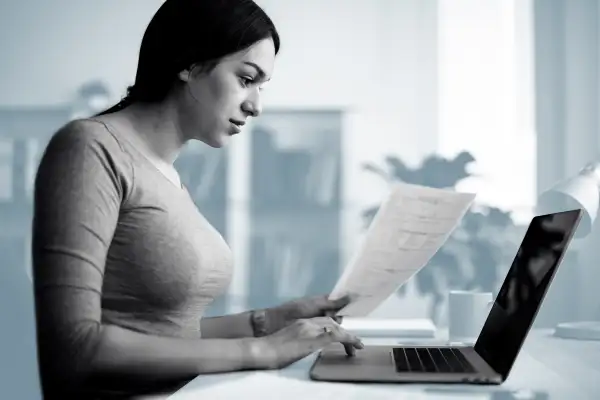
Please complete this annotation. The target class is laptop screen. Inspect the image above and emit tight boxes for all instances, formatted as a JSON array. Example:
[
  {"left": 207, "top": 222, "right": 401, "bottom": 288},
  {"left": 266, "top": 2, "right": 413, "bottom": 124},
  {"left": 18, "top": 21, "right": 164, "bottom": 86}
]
[{"left": 473, "top": 209, "right": 582, "bottom": 379}]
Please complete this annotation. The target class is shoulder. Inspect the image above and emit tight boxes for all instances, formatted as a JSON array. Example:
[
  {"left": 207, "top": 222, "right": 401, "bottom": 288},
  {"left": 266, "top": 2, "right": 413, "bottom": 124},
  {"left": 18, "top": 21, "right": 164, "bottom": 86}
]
[
  {"left": 43, "top": 118, "right": 131, "bottom": 172},
  {"left": 46, "top": 118, "right": 125, "bottom": 155},
  {"left": 39, "top": 118, "right": 134, "bottom": 196}
]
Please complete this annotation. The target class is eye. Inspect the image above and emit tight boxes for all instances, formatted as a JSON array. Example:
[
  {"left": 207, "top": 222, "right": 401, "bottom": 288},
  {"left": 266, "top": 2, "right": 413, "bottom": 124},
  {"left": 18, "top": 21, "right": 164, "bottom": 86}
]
[{"left": 239, "top": 76, "right": 255, "bottom": 87}]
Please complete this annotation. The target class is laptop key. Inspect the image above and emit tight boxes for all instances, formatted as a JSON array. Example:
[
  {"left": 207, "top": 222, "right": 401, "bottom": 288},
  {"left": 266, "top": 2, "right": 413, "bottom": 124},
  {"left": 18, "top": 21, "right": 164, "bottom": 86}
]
[
  {"left": 445, "top": 348, "right": 475, "bottom": 373},
  {"left": 439, "top": 348, "right": 473, "bottom": 373},
  {"left": 430, "top": 348, "right": 453, "bottom": 372},
  {"left": 392, "top": 348, "right": 410, "bottom": 372},
  {"left": 393, "top": 347, "right": 475, "bottom": 374},
  {"left": 451, "top": 349, "right": 476, "bottom": 373},
  {"left": 416, "top": 348, "right": 438, "bottom": 372},
  {"left": 405, "top": 348, "right": 423, "bottom": 371}
]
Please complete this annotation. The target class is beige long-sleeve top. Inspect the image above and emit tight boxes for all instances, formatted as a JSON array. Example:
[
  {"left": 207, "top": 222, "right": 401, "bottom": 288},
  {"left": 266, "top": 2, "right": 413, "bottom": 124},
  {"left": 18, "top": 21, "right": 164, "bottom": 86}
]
[{"left": 32, "top": 118, "right": 234, "bottom": 398}]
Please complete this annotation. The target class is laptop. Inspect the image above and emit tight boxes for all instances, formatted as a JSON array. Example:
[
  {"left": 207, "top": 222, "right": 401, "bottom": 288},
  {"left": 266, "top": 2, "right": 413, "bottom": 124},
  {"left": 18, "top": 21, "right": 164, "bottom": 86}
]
[{"left": 309, "top": 209, "right": 582, "bottom": 385}]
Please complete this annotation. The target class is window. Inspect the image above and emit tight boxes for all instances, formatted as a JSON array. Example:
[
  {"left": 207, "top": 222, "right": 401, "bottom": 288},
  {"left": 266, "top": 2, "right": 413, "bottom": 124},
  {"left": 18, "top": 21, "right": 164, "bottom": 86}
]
[{"left": 437, "top": 0, "right": 536, "bottom": 224}]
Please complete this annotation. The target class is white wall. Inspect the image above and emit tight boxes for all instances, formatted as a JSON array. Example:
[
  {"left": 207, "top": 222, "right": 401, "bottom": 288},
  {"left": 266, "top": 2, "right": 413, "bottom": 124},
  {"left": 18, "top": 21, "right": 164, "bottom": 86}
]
[{"left": 0, "top": 0, "right": 165, "bottom": 106}]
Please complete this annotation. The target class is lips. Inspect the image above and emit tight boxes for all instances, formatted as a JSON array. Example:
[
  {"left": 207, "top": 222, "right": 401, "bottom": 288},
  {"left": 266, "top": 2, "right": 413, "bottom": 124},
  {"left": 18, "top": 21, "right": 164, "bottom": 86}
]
[{"left": 229, "top": 119, "right": 245, "bottom": 135}]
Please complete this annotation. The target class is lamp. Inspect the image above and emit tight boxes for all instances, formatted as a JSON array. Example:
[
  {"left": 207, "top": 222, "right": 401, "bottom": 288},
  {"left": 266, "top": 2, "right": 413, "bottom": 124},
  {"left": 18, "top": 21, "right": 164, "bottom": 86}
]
[{"left": 538, "top": 161, "right": 600, "bottom": 340}]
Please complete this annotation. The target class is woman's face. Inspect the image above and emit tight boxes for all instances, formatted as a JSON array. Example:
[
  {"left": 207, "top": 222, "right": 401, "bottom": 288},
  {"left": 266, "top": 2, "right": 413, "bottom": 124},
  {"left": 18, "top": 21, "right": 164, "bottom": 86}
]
[{"left": 178, "top": 37, "right": 275, "bottom": 148}]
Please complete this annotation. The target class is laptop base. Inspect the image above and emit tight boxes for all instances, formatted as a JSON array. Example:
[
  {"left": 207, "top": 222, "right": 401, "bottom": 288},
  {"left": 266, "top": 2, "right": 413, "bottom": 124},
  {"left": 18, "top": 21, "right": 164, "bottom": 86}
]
[{"left": 309, "top": 344, "right": 503, "bottom": 384}]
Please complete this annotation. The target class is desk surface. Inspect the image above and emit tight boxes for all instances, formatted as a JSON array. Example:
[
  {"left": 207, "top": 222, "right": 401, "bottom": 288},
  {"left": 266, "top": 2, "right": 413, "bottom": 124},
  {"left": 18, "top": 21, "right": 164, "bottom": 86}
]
[{"left": 165, "top": 329, "right": 600, "bottom": 400}]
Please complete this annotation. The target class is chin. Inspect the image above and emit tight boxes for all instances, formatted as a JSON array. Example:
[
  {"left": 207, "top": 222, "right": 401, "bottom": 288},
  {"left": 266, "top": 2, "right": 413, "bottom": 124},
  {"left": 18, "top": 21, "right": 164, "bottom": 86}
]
[{"left": 200, "top": 132, "right": 231, "bottom": 148}]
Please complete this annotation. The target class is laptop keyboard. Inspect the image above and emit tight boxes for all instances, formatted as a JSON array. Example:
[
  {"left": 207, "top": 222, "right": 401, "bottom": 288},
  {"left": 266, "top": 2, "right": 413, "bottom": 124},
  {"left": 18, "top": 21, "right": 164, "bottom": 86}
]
[{"left": 392, "top": 347, "right": 476, "bottom": 373}]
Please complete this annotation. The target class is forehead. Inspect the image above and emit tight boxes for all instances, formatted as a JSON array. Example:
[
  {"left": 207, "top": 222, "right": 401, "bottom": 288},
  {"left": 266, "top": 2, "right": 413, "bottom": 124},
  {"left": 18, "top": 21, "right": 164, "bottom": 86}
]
[{"left": 223, "top": 38, "right": 275, "bottom": 79}]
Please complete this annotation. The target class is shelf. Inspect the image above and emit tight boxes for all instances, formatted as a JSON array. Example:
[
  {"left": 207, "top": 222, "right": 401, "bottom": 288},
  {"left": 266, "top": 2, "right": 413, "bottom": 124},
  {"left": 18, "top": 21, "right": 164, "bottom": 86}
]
[{"left": 251, "top": 203, "right": 340, "bottom": 214}]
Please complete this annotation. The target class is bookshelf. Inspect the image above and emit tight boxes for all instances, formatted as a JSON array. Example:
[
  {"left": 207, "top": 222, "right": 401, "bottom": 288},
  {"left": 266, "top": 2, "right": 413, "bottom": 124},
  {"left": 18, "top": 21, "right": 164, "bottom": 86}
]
[{"left": 246, "top": 109, "right": 344, "bottom": 309}]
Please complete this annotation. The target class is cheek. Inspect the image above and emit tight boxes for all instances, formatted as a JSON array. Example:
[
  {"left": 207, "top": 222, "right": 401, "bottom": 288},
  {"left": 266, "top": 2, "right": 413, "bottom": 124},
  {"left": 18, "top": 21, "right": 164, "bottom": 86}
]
[
  {"left": 187, "top": 75, "right": 246, "bottom": 132},
  {"left": 186, "top": 86, "right": 221, "bottom": 125},
  {"left": 208, "top": 78, "right": 246, "bottom": 113}
]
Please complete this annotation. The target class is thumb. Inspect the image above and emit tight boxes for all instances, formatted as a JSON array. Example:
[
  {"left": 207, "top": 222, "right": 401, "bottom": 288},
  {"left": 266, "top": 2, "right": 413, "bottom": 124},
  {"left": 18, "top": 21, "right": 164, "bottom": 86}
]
[
  {"left": 323, "top": 309, "right": 343, "bottom": 324},
  {"left": 328, "top": 294, "right": 352, "bottom": 310}
]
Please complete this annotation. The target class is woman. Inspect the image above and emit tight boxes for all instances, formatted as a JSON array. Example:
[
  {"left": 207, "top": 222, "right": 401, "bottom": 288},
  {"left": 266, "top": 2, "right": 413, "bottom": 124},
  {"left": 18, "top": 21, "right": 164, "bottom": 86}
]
[{"left": 32, "top": 0, "right": 363, "bottom": 398}]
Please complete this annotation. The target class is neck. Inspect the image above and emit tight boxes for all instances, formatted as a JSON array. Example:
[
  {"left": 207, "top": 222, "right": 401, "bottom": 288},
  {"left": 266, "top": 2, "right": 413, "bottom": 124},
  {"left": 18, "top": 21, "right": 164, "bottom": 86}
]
[{"left": 115, "top": 99, "right": 187, "bottom": 165}]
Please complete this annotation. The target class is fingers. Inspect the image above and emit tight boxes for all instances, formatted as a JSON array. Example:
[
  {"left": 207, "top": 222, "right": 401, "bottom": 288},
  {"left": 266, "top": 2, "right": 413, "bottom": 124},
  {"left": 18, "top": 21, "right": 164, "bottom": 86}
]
[
  {"left": 311, "top": 317, "right": 363, "bottom": 354},
  {"left": 321, "top": 313, "right": 349, "bottom": 354},
  {"left": 323, "top": 310, "right": 343, "bottom": 324},
  {"left": 333, "top": 294, "right": 353, "bottom": 307},
  {"left": 343, "top": 343, "right": 356, "bottom": 357},
  {"left": 321, "top": 294, "right": 352, "bottom": 323},
  {"left": 268, "top": 318, "right": 363, "bottom": 368},
  {"left": 325, "top": 294, "right": 352, "bottom": 310}
]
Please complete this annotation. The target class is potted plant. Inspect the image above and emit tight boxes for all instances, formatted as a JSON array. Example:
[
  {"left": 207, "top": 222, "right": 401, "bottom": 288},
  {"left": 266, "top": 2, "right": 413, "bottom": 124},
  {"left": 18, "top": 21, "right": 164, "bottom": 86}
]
[{"left": 361, "top": 151, "right": 516, "bottom": 324}]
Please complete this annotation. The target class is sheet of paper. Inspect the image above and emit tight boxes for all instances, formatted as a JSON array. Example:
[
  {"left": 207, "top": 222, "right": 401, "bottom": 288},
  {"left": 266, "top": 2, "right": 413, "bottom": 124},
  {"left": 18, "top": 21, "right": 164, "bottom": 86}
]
[
  {"left": 329, "top": 182, "right": 476, "bottom": 316},
  {"left": 341, "top": 317, "right": 436, "bottom": 337}
]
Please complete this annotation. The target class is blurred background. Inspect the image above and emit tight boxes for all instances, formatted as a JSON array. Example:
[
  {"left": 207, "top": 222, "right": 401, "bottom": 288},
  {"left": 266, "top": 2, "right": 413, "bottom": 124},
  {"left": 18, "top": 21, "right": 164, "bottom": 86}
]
[{"left": 2, "top": 0, "right": 600, "bottom": 398}]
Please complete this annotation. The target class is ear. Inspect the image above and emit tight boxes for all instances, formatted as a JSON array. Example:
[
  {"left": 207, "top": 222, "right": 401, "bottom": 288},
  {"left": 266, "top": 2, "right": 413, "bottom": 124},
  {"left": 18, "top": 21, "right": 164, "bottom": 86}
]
[
  {"left": 178, "top": 63, "right": 209, "bottom": 82},
  {"left": 178, "top": 67, "right": 193, "bottom": 83}
]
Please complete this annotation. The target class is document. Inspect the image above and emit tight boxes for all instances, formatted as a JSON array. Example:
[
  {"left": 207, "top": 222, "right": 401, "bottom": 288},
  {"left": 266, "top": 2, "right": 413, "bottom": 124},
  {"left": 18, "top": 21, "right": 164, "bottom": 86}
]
[{"left": 329, "top": 182, "right": 476, "bottom": 317}]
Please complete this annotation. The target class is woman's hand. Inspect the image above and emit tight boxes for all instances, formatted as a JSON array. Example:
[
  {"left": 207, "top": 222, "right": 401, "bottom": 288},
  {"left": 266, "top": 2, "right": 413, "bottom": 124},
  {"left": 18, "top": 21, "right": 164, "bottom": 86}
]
[
  {"left": 254, "top": 316, "right": 364, "bottom": 370},
  {"left": 265, "top": 294, "right": 357, "bottom": 355},
  {"left": 268, "top": 294, "right": 351, "bottom": 327}
]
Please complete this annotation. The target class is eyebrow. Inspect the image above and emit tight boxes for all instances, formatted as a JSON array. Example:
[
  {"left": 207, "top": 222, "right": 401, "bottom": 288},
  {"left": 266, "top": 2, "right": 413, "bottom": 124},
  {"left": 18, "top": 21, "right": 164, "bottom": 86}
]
[{"left": 243, "top": 61, "right": 270, "bottom": 82}]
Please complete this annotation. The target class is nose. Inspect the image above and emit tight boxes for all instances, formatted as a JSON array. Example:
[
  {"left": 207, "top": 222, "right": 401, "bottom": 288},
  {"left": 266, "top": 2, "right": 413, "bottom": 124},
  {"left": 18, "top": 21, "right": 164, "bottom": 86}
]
[{"left": 242, "top": 89, "right": 262, "bottom": 117}]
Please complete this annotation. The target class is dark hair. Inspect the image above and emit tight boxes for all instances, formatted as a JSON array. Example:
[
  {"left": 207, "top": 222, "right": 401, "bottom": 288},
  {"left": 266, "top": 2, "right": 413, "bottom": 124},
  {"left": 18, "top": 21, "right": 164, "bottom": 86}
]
[{"left": 97, "top": 0, "right": 280, "bottom": 116}]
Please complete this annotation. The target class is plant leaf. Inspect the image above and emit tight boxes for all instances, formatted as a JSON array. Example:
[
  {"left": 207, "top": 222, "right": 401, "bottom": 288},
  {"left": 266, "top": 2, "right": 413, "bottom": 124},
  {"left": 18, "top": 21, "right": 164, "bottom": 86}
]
[
  {"left": 384, "top": 156, "right": 415, "bottom": 183},
  {"left": 361, "top": 205, "right": 380, "bottom": 228},
  {"left": 362, "top": 162, "right": 390, "bottom": 182},
  {"left": 413, "top": 267, "right": 436, "bottom": 295}
]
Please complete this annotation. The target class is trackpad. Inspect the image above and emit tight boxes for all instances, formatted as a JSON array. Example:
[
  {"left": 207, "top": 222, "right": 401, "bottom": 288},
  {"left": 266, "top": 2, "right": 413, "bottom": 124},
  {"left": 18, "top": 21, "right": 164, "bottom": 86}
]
[{"left": 309, "top": 344, "right": 397, "bottom": 382}]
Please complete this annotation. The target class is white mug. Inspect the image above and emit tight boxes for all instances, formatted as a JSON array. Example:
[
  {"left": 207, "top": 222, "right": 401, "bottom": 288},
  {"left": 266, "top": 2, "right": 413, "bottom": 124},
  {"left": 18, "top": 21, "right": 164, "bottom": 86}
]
[{"left": 448, "top": 290, "right": 493, "bottom": 343}]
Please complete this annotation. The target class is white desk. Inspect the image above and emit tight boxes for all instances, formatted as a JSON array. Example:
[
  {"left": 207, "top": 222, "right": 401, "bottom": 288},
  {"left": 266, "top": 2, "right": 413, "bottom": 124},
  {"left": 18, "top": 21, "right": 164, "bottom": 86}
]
[{"left": 160, "top": 328, "right": 600, "bottom": 400}]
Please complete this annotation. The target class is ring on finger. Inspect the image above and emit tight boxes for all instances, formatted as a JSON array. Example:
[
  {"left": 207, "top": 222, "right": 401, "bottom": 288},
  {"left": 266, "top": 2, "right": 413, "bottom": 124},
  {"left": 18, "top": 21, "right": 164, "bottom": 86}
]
[{"left": 323, "top": 326, "right": 333, "bottom": 334}]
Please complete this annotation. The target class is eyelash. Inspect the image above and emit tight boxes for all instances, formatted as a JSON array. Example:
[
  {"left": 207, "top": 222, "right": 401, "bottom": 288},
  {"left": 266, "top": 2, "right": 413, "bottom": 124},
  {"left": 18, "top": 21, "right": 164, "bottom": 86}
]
[
  {"left": 240, "top": 76, "right": 255, "bottom": 87},
  {"left": 240, "top": 75, "right": 265, "bottom": 92}
]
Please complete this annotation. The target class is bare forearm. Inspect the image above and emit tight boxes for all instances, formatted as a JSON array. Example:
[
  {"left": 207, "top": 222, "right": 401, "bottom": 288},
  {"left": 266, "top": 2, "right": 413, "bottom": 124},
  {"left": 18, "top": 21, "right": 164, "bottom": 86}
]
[
  {"left": 90, "top": 324, "right": 261, "bottom": 378},
  {"left": 201, "top": 306, "right": 292, "bottom": 339},
  {"left": 200, "top": 310, "right": 255, "bottom": 338},
  {"left": 40, "top": 322, "right": 264, "bottom": 398}
]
